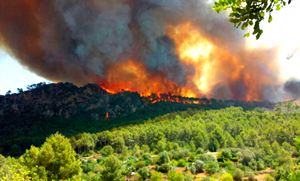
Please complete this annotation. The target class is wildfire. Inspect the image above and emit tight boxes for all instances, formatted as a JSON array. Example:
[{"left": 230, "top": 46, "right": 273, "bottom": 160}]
[
  {"left": 143, "top": 94, "right": 210, "bottom": 105},
  {"left": 167, "top": 23, "right": 217, "bottom": 95},
  {"left": 98, "top": 59, "right": 185, "bottom": 97},
  {"left": 105, "top": 112, "right": 109, "bottom": 119},
  {"left": 97, "top": 22, "right": 275, "bottom": 101}
]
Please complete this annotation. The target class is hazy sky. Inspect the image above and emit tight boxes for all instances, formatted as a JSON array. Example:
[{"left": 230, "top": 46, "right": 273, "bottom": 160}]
[
  {"left": 0, "top": 1, "right": 299, "bottom": 95},
  {"left": 0, "top": 50, "right": 49, "bottom": 95}
]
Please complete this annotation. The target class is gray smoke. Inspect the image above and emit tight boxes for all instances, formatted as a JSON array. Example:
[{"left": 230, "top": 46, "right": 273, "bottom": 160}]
[{"left": 0, "top": 0, "right": 294, "bottom": 101}]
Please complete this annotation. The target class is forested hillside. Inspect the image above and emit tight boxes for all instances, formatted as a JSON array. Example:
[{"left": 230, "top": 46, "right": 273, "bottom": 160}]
[
  {"left": 1, "top": 106, "right": 300, "bottom": 180},
  {"left": 0, "top": 83, "right": 274, "bottom": 157}
]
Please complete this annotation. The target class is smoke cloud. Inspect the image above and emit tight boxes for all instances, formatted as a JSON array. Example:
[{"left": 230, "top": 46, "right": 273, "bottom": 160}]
[
  {"left": 0, "top": 0, "right": 292, "bottom": 101},
  {"left": 284, "top": 80, "right": 300, "bottom": 100}
]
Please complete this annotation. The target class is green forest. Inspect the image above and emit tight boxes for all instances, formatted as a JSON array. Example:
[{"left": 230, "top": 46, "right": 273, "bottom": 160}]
[{"left": 1, "top": 105, "right": 300, "bottom": 181}]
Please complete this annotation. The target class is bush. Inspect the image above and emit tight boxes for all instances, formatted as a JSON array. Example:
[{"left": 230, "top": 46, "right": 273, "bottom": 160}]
[
  {"left": 100, "top": 145, "right": 114, "bottom": 156},
  {"left": 188, "top": 153, "right": 197, "bottom": 162},
  {"left": 199, "top": 153, "right": 217, "bottom": 163},
  {"left": 219, "top": 161, "right": 233, "bottom": 168},
  {"left": 137, "top": 167, "right": 151, "bottom": 180},
  {"left": 234, "top": 168, "right": 244, "bottom": 181},
  {"left": 220, "top": 173, "right": 233, "bottom": 181},
  {"left": 134, "top": 161, "right": 146, "bottom": 170},
  {"left": 237, "top": 149, "right": 256, "bottom": 166},
  {"left": 264, "top": 174, "right": 275, "bottom": 181},
  {"left": 184, "top": 172, "right": 194, "bottom": 181},
  {"left": 205, "top": 162, "right": 219, "bottom": 175},
  {"left": 150, "top": 171, "right": 163, "bottom": 181},
  {"left": 218, "top": 150, "right": 232, "bottom": 161},
  {"left": 196, "top": 148, "right": 204, "bottom": 154},
  {"left": 168, "top": 169, "right": 184, "bottom": 181},
  {"left": 246, "top": 171, "right": 256, "bottom": 181},
  {"left": 194, "top": 160, "right": 205, "bottom": 173},
  {"left": 225, "top": 164, "right": 236, "bottom": 176},
  {"left": 257, "top": 159, "right": 265, "bottom": 171},
  {"left": 97, "top": 156, "right": 104, "bottom": 164},
  {"left": 142, "top": 153, "right": 153, "bottom": 165},
  {"left": 157, "top": 151, "right": 170, "bottom": 165},
  {"left": 158, "top": 163, "right": 170, "bottom": 173},
  {"left": 190, "top": 165, "right": 196, "bottom": 174},
  {"left": 248, "top": 159, "right": 257, "bottom": 171},
  {"left": 141, "top": 145, "right": 150, "bottom": 153},
  {"left": 81, "top": 160, "right": 96, "bottom": 173},
  {"left": 172, "top": 149, "right": 190, "bottom": 160},
  {"left": 177, "top": 159, "right": 188, "bottom": 167}
]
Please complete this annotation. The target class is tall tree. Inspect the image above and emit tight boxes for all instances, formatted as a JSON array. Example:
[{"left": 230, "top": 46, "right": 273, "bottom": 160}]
[{"left": 20, "top": 132, "right": 81, "bottom": 180}]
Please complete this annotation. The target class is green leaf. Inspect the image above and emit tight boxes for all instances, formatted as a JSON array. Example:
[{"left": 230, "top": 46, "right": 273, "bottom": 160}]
[
  {"left": 276, "top": 4, "right": 281, "bottom": 10},
  {"left": 268, "top": 15, "right": 273, "bottom": 23},
  {"left": 259, "top": 12, "right": 265, "bottom": 17},
  {"left": 241, "top": 22, "right": 248, "bottom": 30},
  {"left": 244, "top": 33, "right": 250, "bottom": 37}
]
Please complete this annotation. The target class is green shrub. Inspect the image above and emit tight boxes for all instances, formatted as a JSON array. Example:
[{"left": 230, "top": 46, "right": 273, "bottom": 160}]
[
  {"left": 196, "top": 148, "right": 204, "bottom": 154},
  {"left": 205, "top": 162, "right": 219, "bottom": 175},
  {"left": 218, "top": 150, "right": 232, "bottom": 161},
  {"left": 219, "top": 161, "right": 233, "bottom": 168},
  {"left": 81, "top": 161, "right": 95, "bottom": 173},
  {"left": 97, "top": 156, "right": 104, "bottom": 164},
  {"left": 184, "top": 172, "right": 194, "bottom": 181},
  {"left": 100, "top": 145, "right": 114, "bottom": 156},
  {"left": 190, "top": 165, "right": 196, "bottom": 174},
  {"left": 237, "top": 149, "right": 256, "bottom": 165},
  {"left": 188, "top": 153, "right": 197, "bottom": 162},
  {"left": 172, "top": 149, "right": 190, "bottom": 160},
  {"left": 141, "top": 145, "right": 150, "bottom": 153},
  {"left": 137, "top": 167, "right": 151, "bottom": 180},
  {"left": 264, "top": 174, "right": 275, "bottom": 181},
  {"left": 199, "top": 153, "right": 217, "bottom": 163},
  {"left": 158, "top": 163, "right": 170, "bottom": 173},
  {"left": 194, "top": 160, "right": 205, "bottom": 173},
  {"left": 234, "top": 168, "right": 244, "bottom": 181},
  {"left": 245, "top": 171, "right": 255, "bottom": 181},
  {"left": 256, "top": 159, "right": 265, "bottom": 171},
  {"left": 149, "top": 171, "right": 163, "bottom": 181},
  {"left": 142, "top": 153, "right": 153, "bottom": 165},
  {"left": 134, "top": 161, "right": 146, "bottom": 170},
  {"left": 168, "top": 169, "right": 184, "bottom": 181},
  {"left": 220, "top": 173, "right": 233, "bottom": 181},
  {"left": 177, "top": 159, "right": 187, "bottom": 167},
  {"left": 157, "top": 151, "right": 170, "bottom": 165}
]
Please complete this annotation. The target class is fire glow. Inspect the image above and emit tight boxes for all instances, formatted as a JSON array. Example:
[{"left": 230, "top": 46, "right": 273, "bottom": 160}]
[
  {"left": 98, "top": 22, "right": 273, "bottom": 101},
  {"left": 0, "top": 0, "right": 283, "bottom": 102}
]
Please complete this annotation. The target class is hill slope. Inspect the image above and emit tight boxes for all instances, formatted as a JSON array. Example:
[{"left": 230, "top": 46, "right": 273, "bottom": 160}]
[{"left": 0, "top": 82, "right": 274, "bottom": 156}]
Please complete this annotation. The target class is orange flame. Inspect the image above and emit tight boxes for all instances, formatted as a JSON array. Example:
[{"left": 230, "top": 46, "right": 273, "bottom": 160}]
[{"left": 97, "top": 22, "right": 278, "bottom": 101}]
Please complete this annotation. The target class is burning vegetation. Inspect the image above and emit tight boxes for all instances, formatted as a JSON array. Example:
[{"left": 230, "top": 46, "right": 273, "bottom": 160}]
[{"left": 0, "top": 0, "right": 289, "bottom": 102}]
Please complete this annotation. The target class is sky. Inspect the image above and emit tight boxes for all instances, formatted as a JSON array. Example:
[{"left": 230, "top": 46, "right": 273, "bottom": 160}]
[
  {"left": 0, "top": 1, "right": 300, "bottom": 95},
  {"left": 0, "top": 50, "right": 49, "bottom": 95}
]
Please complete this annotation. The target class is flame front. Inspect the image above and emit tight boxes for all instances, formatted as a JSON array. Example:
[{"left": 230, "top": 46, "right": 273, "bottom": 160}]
[
  {"left": 167, "top": 23, "right": 215, "bottom": 95},
  {"left": 0, "top": 1, "right": 283, "bottom": 102},
  {"left": 97, "top": 22, "right": 278, "bottom": 101}
]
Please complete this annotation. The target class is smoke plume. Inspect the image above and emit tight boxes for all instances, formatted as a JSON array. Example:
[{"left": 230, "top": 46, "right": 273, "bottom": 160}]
[{"left": 0, "top": 0, "right": 288, "bottom": 101}]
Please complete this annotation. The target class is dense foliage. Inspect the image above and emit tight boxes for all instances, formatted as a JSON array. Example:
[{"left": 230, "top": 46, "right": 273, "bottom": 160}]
[
  {"left": 1, "top": 106, "right": 300, "bottom": 180},
  {"left": 213, "top": 0, "right": 293, "bottom": 39},
  {"left": 0, "top": 83, "right": 273, "bottom": 157}
]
